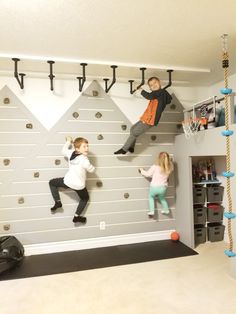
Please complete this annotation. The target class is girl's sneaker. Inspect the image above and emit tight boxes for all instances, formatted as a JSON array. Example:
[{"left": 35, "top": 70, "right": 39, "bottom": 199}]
[
  {"left": 161, "top": 209, "right": 170, "bottom": 215},
  {"left": 147, "top": 212, "right": 154, "bottom": 218}
]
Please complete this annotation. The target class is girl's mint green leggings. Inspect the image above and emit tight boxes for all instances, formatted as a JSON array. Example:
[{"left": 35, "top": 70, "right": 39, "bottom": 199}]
[{"left": 149, "top": 186, "right": 168, "bottom": 213}]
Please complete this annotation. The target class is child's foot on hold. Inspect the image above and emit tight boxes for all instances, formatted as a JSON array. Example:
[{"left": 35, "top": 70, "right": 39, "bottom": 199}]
[
  {"left": 73, "top": 215, "right": 87, "bottom": 223},
  {"left": 128, "top": 148, "right": 134, "bottom": 153},
  {"left": 114, "top": 148, "right": 126, "bottom": 155},
  {"left": 161, "top": 209, "right": 170, "bottom": 215},
  {"left": 148, "top": 212, "right": 154, "bottom": 218},
  {"left": 51, "top": 201, "right": 62, "bottom": 213}
]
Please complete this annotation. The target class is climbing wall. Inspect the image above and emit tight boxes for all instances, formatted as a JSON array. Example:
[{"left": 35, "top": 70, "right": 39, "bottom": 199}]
[{"left": 0, "top": 82, "right": 184, "bottom": 245}]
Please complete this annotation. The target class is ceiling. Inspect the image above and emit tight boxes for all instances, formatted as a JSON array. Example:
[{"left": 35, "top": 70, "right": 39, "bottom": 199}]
[{"left": 0, "top": 0, "right": 236, "bottom": 86}]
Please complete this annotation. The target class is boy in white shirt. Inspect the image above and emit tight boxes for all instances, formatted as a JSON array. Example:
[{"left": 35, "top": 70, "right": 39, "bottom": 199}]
[{"left": 49, "top": 137, "right": 95, "bottom": 224}]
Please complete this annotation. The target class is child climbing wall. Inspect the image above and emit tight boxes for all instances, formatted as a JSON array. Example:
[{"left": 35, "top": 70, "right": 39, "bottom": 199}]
[{"left": 114, "top": 77, "right": 172, "bottom": 154}]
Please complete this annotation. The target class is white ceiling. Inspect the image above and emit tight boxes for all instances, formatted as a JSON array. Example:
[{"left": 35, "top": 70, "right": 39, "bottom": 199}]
[{"left": 0, "top": 0, "right": 236, "bottom": 86}]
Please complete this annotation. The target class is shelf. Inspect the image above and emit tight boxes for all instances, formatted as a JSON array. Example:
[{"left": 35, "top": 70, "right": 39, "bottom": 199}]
[
  {"left": 193, "top": 202, "right": 223, "bottom": 205},
  {"left": 193, "top": 181, "right": 221, "bottom": 185}
]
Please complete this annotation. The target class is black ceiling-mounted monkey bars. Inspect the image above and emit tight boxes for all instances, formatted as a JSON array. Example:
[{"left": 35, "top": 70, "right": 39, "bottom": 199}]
[
  {"left": 163, "top": 69, "right": 173, "bottom": 89},
  {"left": 129, "top": 67, "right": 147, "bottom": 94},
  {"left": 129, "top": 68, "right": 173, "bottom": 94},
  {"left": 12, "top": 58, "right": 25, "bottom": 89},
  {"left": 103, "top": 65, "right": 118, "bottom": 93},
  {"left": 77, "top": 63, "right": 87, "bottom": 92},
  {"left": 47, "top": 60, "right": 55, "bottom": 91},
  {"left": 11, "top": 58, "right": 174, "bottom": 93}
]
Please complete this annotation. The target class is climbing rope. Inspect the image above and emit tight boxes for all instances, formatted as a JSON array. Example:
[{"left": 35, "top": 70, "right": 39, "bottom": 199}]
[{"left": 220, "top": 34, "right": 236, "bottom": 257}]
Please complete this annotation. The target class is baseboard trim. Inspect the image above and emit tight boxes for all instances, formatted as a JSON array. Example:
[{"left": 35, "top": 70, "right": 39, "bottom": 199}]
[{"left": 24, "top": 230, "right": 175, "bottom": 256}]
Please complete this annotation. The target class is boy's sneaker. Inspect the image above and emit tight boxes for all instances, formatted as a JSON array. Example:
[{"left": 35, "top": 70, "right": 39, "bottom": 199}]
[
  {"left": 147, "top": 212, "right": 154, "bottom": 218},
  {"left": 51, "top": 201, "right": 62, "bottom": 213},
  {"left": 73, "top": 216, "right": 87, "bottom": 223},
  {"left": 114, "top": 148, "right": 126, "bottom": 155}
]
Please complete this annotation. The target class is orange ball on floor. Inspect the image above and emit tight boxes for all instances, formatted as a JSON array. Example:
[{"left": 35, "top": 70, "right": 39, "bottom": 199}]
[{"left": 171, "top": 231, "right": 180, "bottom": 241}]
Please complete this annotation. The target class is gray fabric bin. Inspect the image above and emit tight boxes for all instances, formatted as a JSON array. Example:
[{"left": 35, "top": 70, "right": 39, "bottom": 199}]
[
  {"left": 194, "top": 206, "right": 207, "bottom": 224},
  {"left": 207, "top": 204, "right": 223, "bottom": 222},
  {"left": 207, "top": 186, "right": 224, "bottom": 202},
  {"left": 194, "top": 224, "right": 206, "bottom": 245},
  {"left": 193, "top": 187, "right": 206, "bottom": 204},
  {"left": 207, "top": 223, "right": 225, "bottom": 242}
]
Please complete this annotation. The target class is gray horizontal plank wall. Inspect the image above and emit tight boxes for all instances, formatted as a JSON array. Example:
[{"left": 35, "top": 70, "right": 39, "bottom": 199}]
[{"left": 0, "top": 82, "right": 184, "bottom": 245}]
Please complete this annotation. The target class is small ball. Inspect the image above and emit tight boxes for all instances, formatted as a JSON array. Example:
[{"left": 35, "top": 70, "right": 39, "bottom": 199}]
[{"left": 171, "top": 231, "right": 180, "bottom": 242}]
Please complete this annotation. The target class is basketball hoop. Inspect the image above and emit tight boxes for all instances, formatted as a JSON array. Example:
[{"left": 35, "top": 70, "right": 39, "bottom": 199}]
[{"left": 182, "top": 118, "right": 201, "bottom": 139}]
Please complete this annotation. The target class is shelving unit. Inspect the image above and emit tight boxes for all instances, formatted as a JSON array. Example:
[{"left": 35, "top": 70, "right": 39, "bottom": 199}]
[{"left": 192, "top": 157, "right": 225, "bottom": 247}]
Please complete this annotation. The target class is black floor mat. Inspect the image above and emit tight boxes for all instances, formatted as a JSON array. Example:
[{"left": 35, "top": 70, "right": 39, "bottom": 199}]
[{"left": 0, "top": 240, "right": 197, "bottom": 281}]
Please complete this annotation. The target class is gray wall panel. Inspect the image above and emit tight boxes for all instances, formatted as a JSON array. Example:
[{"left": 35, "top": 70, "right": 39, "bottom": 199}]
[
  {"left": 0, "top": 186, "right": 175, "bottom": 207},
  {"left": 0, "top": 210, "right": 176, "bottom": 234},
  {"left": 0, "top": 83, "right": 184, "bottom": 246},
  {"left": 0, "top": 198, "right": 176, "bottom": 221},
  {"left": 2, "top": 220, "right": 176, "bottom": 245},
  {"left": 160, "top": 111, "right": 184, "bottom": 123}
]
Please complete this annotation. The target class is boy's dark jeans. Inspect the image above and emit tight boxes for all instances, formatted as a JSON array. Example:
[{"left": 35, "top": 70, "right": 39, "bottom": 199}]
[{"left": 49, "top": 177, "right": 89, "bottom": 215}]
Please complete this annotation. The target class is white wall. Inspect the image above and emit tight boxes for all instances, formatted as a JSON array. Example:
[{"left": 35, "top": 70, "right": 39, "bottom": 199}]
[
  {"left": 0, "top": 75, "right": 206, "bottom": 129},
  {"left": 209, "top": 72, "right": 236, "bottom": 96},
  {"left": 190, "top": 72, "right": 236, "bottom": 106}
]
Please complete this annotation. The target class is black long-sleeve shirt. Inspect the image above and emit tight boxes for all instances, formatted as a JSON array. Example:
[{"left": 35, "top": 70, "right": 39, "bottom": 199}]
[{"left": 141, "top": 89, "right": 172, "bottom": 125}]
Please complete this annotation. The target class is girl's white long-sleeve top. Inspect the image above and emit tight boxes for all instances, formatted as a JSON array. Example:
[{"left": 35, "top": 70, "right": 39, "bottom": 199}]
[{"left": 62, "top": 141, "right": 95, "bottom": 190}]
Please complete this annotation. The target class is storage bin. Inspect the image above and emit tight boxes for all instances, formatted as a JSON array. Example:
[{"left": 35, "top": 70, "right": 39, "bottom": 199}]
[
  {"left": 193, "top": 187, "right": 206, "bottom": 204},
  {"left": 207, "top": 186, "right": 224, "bottom": 202},
  {"left": 207, "top": 223, "right": 225, "bottom": 242},
  {"left": 207, "top": 203, "right": 223, "bottom": 222},
  {"left": 194, "top": 206, "right": 207, "bottom": 224},
  {"left": 194, "top": 224, "right": 206, "bottom": 245}
]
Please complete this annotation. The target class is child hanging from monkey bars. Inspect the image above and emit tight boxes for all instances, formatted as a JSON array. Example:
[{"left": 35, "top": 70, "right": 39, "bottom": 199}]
[{"left": 114, "top": 77, "right": 172, "bottom": 155}]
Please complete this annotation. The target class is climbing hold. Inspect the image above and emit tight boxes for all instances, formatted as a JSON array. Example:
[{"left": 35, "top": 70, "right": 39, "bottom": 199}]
[
  {"left": 170, "top": 103, "right": 176, "bottom": 110},
  {"left": 220, "top": 88, "right": 232, "bottom": 95},
  {"left": 221, "top": 130, "right": 234, "bottom": 136},
  {"left": 3, "top": 224, "right": 10, "bottom": 231},
  {"left": 3, "top": 159, "right": 10, "bottom": 166},
  {"left": 92, "top": 90, "right": 99, "bottom": 97},
  {"left": 121, "top": 124, "right": 127, "bottom": 131},
  {"left": 95, "top": 112, "right": 102, "bottom": 118},
  {"left": 3, "top": 97, "right": 10, "bottom": 104},
  {"left": 34, "top": 172, "right": 40, "bottom": 178},
  {"left": 224, "top": 212, "right": 236, "bottom": 219},
  {"left": 96, "top": 181, "right": 103, "bottom": 188},
  {"left": 18, "top": 197, "right": 24, "bottom": 204},
  {"left": 55, "top": 159, "right": 61, "bottom": 165},
  {"left": 26, "top": 123, "right": 33, "bottom": 129},
  {"left": 124, "top": 193, "right": 129, "bottom": 199},
  {"left": 224, "top": 250, "right": 236, "bottom": 257},
  {"left": 97, "top": 134, "right": 104, "bottom": 140},
  {"left": 72, "top": 112, "right": 79, "bottom": 119},
  {"left": 222, "top": 171, "right": 234, "bottom": 178},
  {"left": 151, "top": 135, "right": 157, "bottom": 141}
]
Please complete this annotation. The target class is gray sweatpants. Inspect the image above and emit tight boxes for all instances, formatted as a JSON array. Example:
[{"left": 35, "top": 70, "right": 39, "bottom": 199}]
[{"left": 123, "top": 120, "right": 152, "bottom": 151}]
